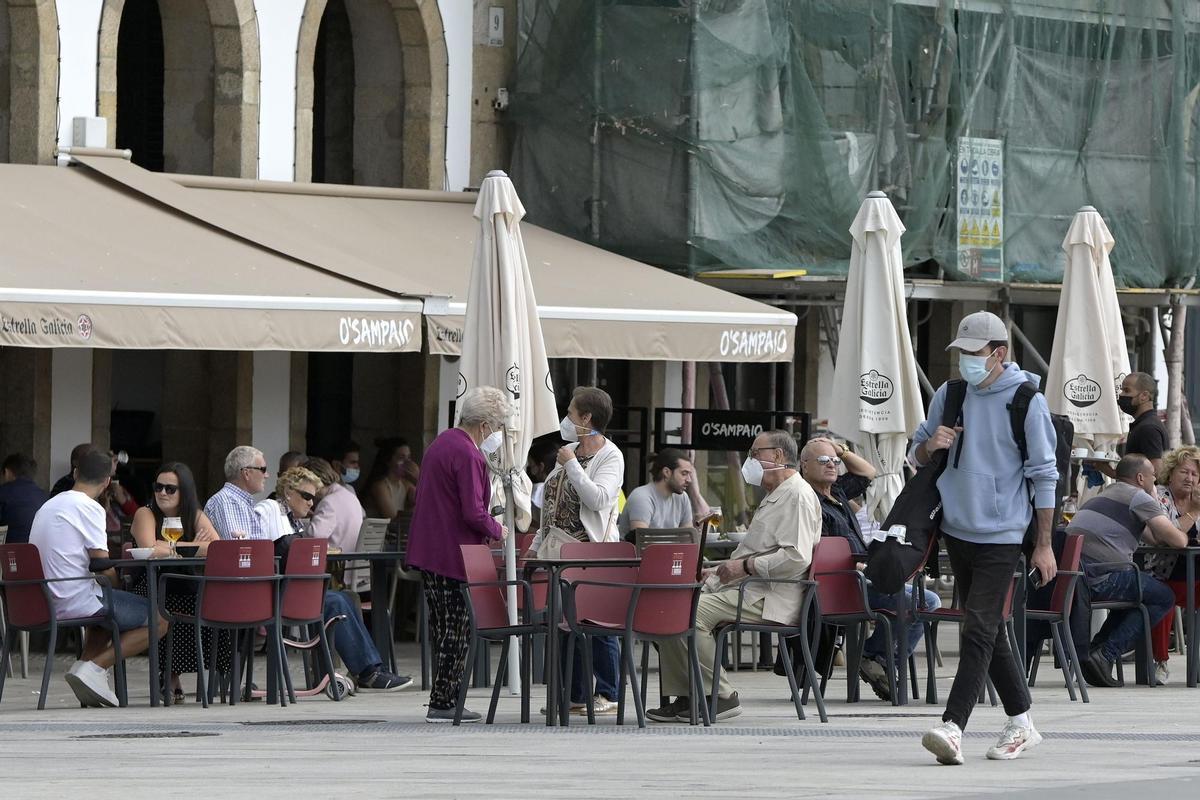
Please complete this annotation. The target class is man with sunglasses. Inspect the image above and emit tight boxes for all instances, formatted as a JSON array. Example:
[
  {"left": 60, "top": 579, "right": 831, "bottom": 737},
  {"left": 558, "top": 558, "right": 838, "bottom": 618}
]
[
  {"left": 800, "top": 437, "right": 940, "bottom": 701},
  {"left": 204, "top": 446, "right": 270, "bottom": 540}
]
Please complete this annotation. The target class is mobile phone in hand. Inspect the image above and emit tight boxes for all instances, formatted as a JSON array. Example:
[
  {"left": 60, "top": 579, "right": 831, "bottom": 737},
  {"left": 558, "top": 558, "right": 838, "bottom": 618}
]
[{"left": 1027, "top": 566, "right": 1044, "bottom": 590}]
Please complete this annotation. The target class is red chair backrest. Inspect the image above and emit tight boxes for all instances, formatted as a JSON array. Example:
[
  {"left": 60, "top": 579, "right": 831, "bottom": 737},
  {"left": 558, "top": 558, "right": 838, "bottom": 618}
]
[
  {"left": 1044, "top": 533, "right": 1084, "bottom": 614},
  {"left": 632, "top": 544, "right": 699, "bottom": 636},
  {"left": 281, "top": 539, "right": 328, "bottom": 621},
  {"left": 560, "top": 541, "right": 637, "bottom": 626},
  {"left": 0, "top": 543, "right": 51, "bottom": 628},
  {"left": 518, "top": 533, "right": 536, "bottom": 557},
  {"left": 199, "top": 540, "right": 276, "bottom": 624},
  {"left": 461, "top": 544, "right": 512, "bottom": 630},
  {"left": 811, "top": 536, "right": 868, "bottom": 617}
]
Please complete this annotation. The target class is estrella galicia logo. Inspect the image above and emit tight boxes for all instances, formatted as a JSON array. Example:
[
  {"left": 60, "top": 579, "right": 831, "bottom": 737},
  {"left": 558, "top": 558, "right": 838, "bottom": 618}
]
[
  {"left": 1064, "top": 374, "right": 1101, "bottom": 408},
  {"left": 859, "top": 370, "right": 894, "bottom": 406},
  {"left": 505, "top": 364, "right": 521, "bottom": 400}
]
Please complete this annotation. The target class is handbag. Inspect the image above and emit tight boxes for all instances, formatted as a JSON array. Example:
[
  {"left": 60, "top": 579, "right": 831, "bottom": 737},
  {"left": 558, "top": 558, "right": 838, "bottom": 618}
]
[{"left": 536, "top": 469, "right": 581, "bottom": 559}]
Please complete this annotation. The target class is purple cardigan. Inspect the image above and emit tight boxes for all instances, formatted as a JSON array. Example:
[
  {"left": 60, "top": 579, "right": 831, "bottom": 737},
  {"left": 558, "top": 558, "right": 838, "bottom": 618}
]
[{"left": 406, "top": 427, "right": 503, "bottom": 580}]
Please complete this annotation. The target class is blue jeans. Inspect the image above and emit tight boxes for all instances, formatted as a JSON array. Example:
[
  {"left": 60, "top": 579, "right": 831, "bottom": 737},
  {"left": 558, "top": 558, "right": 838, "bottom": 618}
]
[
  {"left": 324, "top": 591, "right": 383, "bottom": 678},
  {"left": 568, "top": 635, "right": 620, "bottom": 703},
  {"left": 863, "top": 585, "right": 941, "bottom": 662},
  {"left": 108, "top": 589, "right": 151, "bottom": 630},
  {"left": 1088, "top": 568, "right": 1175, "bottom": 662}
]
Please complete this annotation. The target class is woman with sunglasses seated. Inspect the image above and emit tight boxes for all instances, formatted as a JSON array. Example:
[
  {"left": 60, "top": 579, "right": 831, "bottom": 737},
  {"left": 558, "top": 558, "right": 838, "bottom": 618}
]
[{"left": 129, "top": 461, "right": 225, "bottom": 703}]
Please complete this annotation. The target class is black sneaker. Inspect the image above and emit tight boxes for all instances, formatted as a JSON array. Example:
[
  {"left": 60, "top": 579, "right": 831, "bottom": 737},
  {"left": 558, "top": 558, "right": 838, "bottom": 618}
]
[
  {"left": 646, "top": 696, "right": 690, "bottom": 723},
  {"left": 711, "top": 691, "right": 742, "bottom": 721},
  {"left": 1081, "top": 649, "right": 1119, "bottom": 688},
  {"left": 357, "top": 669, "right": 414, "bottom": 692},
  {"left": 859, "top": 657, "right": 893, "bottom": 701}
]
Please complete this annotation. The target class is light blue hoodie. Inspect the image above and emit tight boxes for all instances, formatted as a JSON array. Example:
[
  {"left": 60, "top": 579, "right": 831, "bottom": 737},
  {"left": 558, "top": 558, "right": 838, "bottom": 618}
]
[{"left": 909, "top": 362, "right": 1059, "bottom": 546}]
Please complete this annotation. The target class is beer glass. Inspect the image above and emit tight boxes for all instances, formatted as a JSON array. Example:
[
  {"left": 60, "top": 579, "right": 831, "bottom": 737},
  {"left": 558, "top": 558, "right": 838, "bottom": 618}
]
[{"left": 161, "top": 516, "right": 184, "bottom": 557}]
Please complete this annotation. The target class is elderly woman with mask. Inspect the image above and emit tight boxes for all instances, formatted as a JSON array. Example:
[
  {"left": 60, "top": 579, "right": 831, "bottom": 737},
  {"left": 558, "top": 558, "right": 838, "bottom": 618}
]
[{"left": 407, "top": 386, "right": 513, "bottom": 723}]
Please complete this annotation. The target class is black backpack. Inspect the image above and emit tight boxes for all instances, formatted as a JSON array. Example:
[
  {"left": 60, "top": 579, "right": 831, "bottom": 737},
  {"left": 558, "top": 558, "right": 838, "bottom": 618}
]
[
  {"left": 864, "top": 381, "right": 966, "bottom": 594},
  {"left": 1008, "top": 381, "right": 1074, "bottom": 552}
]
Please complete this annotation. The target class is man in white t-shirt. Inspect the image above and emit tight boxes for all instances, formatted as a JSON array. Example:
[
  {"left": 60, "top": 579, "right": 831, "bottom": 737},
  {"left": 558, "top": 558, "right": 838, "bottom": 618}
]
[
  {"left": 29, "top": 447, "right": 168, "bottom": 707},
  {"left": 619, "top": 448, "right": 696, "bottom": 538}
]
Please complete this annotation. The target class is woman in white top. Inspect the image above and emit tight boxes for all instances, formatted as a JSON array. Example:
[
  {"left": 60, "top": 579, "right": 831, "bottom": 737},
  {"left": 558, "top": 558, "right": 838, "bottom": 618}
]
[{"left": 529, "top": 386, "right": 625, "bottom": 714}]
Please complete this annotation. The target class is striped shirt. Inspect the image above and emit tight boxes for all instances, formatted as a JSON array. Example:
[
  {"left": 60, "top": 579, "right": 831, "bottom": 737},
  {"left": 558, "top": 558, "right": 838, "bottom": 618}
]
[{"left": 204, "top": 483, "right": 267, "bottom": 540}]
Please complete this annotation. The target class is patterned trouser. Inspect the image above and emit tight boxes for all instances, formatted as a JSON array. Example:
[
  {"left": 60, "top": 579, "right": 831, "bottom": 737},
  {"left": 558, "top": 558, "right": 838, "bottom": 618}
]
[{"left": 421, "top": 570, "right": 472, "bottom": 710}]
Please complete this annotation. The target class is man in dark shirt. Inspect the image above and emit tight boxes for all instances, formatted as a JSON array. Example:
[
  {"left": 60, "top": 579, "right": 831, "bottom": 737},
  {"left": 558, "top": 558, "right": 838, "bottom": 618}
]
[
  {"left": 1118, "top": 372, "right": 1168, "bottom": 472},
  {"left": 800, "top": 437, "right": 941, "bottom": 701},
  {"left": 0, "top": 453, "right": 49, "bottom": 544}
]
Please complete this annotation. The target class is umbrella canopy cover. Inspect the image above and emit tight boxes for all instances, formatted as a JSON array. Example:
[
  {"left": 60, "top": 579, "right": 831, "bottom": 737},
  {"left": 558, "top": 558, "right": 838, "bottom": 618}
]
[
  {"left": 828, "top": 192, "right": 926, "bottom": 444},
  {"left": 458, "top": 171, "right": 560, "bottom": 526},
  {"left": 1046, "top": 206, "right": 1130, "bottom": 446}
]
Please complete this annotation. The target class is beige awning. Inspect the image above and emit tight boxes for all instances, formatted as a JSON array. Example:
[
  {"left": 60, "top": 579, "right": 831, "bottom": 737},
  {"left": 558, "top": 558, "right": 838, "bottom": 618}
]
[
  {"left": 153, "top": 169, "right": 797, "bottom": 363},
  {"left": 0, "top": 158, "right": 424, "bottom": 352}
]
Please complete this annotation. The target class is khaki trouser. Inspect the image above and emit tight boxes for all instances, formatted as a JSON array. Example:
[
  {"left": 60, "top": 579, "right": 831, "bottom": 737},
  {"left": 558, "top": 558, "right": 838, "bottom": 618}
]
[{"left": 657, "top": 589, "right": 766, "bottom": 700}]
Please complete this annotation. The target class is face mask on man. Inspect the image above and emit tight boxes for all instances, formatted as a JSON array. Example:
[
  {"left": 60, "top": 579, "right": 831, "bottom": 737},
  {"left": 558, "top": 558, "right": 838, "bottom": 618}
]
[
  {"left": 342, "top": 467, "right": 360, "bottom": 484},
  {"left": 958, "top": 351, "right": 995, "bottom": 386},
  {"left": 740, "top": 455, "right": 785, "bottom": 487},
  {"left": 1117, "top": 395, "right": 1139, "bottom": 416}
]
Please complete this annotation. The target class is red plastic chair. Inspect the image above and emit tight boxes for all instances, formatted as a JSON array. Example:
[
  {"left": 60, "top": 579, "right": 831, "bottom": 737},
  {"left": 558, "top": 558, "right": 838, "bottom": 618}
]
[
  {"left": 158, "top": 540, "right": 285, "bottom": 708},
  {"left": 560, "top": 544, "right": 710, "bottom": 727},
  {"left": 1026, "top": 533, "right": 1088, "bottom": 702},
  {"left": 0, "top": 543, "right": 130, "bottom": 709},
  {"left": 456, "top": 544, "right": 544, "bottom": 725},
  {"left": 272, "top": 539, "right": 348, "bottom": 702},
  {"left": 809, "top": 535, "right": 897, "bottom": 709}
]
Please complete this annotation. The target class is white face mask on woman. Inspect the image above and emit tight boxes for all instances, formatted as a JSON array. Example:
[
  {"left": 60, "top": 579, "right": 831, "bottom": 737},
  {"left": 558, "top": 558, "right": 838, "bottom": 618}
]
[
  {"left": 559, "top": 415, "right": 596, "bottom": 443},
  {"left": 481, "top": 429, "right": 504, "bottom": 455}
]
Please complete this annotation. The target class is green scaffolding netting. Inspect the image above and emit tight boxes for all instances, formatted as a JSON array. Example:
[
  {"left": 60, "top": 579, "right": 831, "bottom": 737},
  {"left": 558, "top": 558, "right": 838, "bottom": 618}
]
[{"left": 510, "top": 0, "right": 1200, "bottom": 288}]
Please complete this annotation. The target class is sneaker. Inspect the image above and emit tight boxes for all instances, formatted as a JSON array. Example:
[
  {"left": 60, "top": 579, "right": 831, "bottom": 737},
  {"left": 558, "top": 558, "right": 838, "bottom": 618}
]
[
  {"left": 986, "top": 721, "right": 1043, "bottom": 761},
  {"left": 859, "top": 657, "right": 892, "bottom": 702},
  {"left": 540, "top": 702, "right": 584, "bottom": 716},
  {"left": 1155, "top": 660, "right": 1170, "bottom": 686},
  {"left": 646, "top": 696, "right": 690, "bottom": 723},
  {"left": 922, "top": 721, "right": 964, "bottom": 765},
  {"left": 1081, "top": 648, "right": 1120, "bottom": 688},
  {"left": 585, "top": 694, "right": 618, "bottom": 715},
  {"left": 356, "top": 669, "right": 414, "bottom": 692},
  {"left": 65, "top": 660, "right": 118, "bottom": 708},
  {"left": 425, "top": 706, "right": 482, "bottom": 723},
  {"left": 711, "top": 691, "right": 742, "bottom": 721}
]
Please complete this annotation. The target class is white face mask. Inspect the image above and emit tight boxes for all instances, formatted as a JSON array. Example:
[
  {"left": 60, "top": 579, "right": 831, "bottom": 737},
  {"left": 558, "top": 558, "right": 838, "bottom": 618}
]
[
  {"left": 560, "top": 415, "right": 593, "bottom": 443},
  {"left": 741, "top": 455, "right": 786, "bottom": 487},
  {"left": 481, "top": 429, "right": 503, "bottom": 455}
]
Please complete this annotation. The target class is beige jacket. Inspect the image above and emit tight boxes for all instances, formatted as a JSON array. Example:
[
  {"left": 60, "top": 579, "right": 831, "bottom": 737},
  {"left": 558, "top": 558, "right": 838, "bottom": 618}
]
[{"left": 726, "top": 473, "right": 822, "bottom": 625}]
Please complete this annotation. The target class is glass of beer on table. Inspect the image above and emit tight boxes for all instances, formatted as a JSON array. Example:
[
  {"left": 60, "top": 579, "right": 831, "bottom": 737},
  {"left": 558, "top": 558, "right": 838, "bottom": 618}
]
[{"left": 162, "top": 516, "right": 184, "bottom": 557}]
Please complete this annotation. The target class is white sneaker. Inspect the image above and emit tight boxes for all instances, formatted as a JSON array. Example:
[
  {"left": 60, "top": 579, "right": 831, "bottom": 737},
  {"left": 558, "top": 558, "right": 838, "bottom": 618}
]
[
  {"left": 65, "top": 660, "right": 118, "bottom": 708},
  {"left": 922, "top": 721, "right": 964, "bottom": 765},
  {"left": 1155, "top": 660, "right": 1170, "bottom": 686},
  {"left": 986, "top": 721, "right": 1043, "bottom": 760}
]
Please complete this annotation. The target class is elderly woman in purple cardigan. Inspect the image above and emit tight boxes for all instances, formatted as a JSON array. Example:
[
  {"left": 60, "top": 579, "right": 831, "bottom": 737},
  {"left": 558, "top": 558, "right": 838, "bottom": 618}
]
[{"left": 406, "top": 386, "right": 513, "bottom": 723}]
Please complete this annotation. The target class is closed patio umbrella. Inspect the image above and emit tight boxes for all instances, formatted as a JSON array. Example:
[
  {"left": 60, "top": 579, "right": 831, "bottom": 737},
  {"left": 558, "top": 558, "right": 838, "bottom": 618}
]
[
  {"left": 828, "top": 191, "right": 926, "bottom": 521},
  {"left": 459, "top": 170, "right": 559, "bottom": 688},
  {"left": 1046, "top": 206, "right": 1130, "bottom": 451}
]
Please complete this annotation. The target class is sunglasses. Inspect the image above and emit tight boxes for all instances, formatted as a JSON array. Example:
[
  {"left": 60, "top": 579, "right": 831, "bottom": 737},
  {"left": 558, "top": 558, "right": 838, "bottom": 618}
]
[
  {"left": 813, "top": 455, "right": 842, "bottom": 466},
  {"left": 293, "top": 489, "right": 316, "bottom": 503},
  {"left": 242, "top": 465, "right": 268, "bottom": 474},
  {"left": 153, "top": 483, "right": 180, "bottom": 496}
]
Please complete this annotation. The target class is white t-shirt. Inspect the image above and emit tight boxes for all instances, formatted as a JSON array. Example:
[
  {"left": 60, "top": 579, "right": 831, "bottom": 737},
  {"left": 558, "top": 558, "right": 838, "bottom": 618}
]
[{"left": 28, "top": 490, "right": 108, "bottom": 620}]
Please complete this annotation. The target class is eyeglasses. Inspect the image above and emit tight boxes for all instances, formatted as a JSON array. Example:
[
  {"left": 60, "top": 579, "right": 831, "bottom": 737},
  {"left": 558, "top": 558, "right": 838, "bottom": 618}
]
[
  {"left": 152, "top": 483, "right": 179, "bottom": 496},
  {"left": 293, "top": 489, "right": 316, "bottom": 503},
  {"left": 813, "top": 455, "right": 842, "bottom": 467},
  {"left": 748, "top": 447, "right": 780, "bottom": 458},
  {"left": 242, "top": 465, "right": 268, "bottom": 474}
]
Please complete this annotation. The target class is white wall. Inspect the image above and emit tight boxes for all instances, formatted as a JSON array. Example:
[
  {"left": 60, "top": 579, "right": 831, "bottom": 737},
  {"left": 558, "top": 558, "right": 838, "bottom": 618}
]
[
  {"left": 55, "top": 0, "right": 105, "bottom": 158},
  {"left": 252, "top": 351, "right": 292, "bottom": 495},
  {"left": 50, "top": 349, "right": 94, "bottom": 482}
]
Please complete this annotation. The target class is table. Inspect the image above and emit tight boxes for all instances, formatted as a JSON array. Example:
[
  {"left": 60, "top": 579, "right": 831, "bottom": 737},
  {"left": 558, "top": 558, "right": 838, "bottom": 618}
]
[
  {"left": 119, "top": 556, "right": 207, "bottom": 708},
  {"left": 327, "top": 550, "right": 405, "bottom": 673},
  {"left": 521, "top": 556, "right": 641, "bottom": 727},
  {"left": 1138, "top": 545, "right": 1200, "bottom": 688}
]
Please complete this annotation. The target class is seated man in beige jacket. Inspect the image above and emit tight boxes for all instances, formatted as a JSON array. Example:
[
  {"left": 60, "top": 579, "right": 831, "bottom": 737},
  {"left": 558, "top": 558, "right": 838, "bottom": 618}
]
[{"left": 649, "top": 430, "right": 822, "bottom": 721}]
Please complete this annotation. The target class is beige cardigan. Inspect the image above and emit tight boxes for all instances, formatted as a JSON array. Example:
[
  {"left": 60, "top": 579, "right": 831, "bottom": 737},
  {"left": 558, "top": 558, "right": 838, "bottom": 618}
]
[{"left": 530, "top": 439, "right": 625, "bottom": 547}]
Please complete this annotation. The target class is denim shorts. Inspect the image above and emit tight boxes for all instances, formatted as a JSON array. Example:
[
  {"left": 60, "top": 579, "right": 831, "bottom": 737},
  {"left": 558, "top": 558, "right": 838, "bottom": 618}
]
[{"left": 108, "top": 589, "right": 151, "bottom": 630}]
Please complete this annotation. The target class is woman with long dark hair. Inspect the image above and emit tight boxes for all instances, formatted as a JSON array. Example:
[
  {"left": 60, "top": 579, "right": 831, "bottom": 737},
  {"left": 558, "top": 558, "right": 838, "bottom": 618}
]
[
  {"left": 361, "top": 437, "right": 419, "bottom": 519},
  {"left": 130, "top": 461, "right": 223, "bottom": 703}
]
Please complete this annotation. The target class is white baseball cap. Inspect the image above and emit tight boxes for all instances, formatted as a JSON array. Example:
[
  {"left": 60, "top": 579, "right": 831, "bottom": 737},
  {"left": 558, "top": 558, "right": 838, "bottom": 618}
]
[{"left": 946, "top": 311, "right": 1008, "bottom": 352}]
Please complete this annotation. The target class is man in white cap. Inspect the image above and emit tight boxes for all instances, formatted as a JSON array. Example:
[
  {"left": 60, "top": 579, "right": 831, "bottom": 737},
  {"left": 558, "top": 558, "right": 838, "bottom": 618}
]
[{"left": 909, "top": 311, "right": 1059, "bottom": 765}]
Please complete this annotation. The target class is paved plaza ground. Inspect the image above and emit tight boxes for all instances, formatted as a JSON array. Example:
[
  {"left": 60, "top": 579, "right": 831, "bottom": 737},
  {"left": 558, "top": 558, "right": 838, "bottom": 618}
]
[{"left": 1, "top": 642, "right": 1198, "bottom": 798}]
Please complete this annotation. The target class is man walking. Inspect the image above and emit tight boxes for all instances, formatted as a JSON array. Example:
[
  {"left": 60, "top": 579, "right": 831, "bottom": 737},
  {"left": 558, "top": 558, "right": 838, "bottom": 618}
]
[{"left": 910, "top": 311, "right": 1058, "bottom": 764}]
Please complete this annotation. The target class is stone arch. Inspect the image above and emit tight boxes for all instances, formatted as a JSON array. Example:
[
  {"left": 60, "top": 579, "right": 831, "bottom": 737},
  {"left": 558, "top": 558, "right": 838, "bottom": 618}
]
[
  {"left": 295, "top": 0, "right": 446, "bottom": 189},
  {"left": 0, "top": 0, "right": 59, "bottom": 164},
  {"left": 97, "top": 0, "right": 260, "bottom": 177}
]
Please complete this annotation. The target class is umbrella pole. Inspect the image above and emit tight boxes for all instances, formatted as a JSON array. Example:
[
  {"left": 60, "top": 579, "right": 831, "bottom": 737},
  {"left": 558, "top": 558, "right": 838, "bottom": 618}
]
[{"left": 502, "top": 469, "right": 522, "bottom": 695}]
